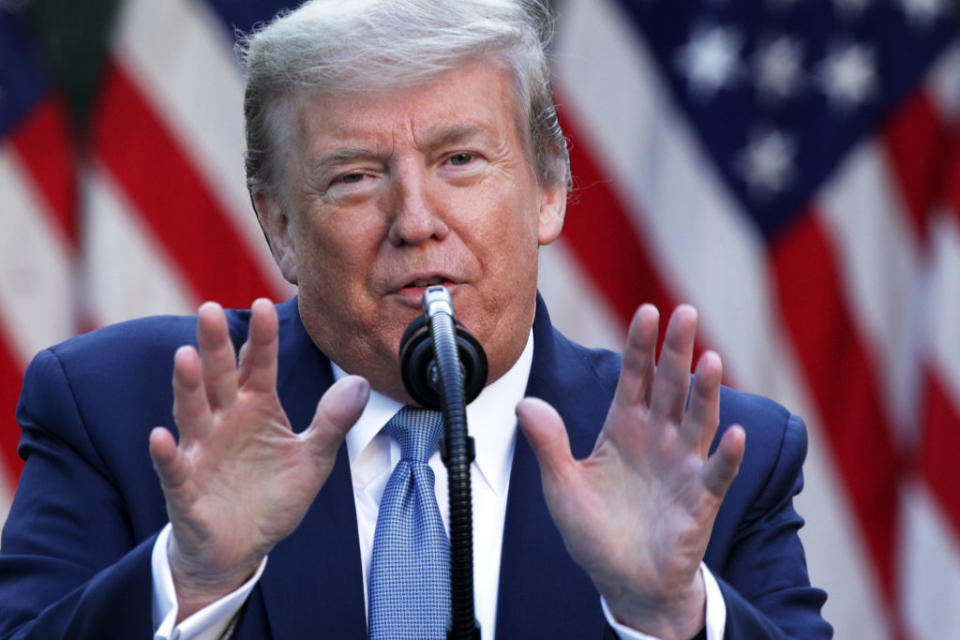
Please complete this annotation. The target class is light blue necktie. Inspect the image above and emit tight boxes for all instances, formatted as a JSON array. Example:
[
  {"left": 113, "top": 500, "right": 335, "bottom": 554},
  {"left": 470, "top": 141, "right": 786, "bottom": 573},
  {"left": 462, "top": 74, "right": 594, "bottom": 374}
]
[{"left": 368, "top": 407, "right": 450, "bottom": 640}]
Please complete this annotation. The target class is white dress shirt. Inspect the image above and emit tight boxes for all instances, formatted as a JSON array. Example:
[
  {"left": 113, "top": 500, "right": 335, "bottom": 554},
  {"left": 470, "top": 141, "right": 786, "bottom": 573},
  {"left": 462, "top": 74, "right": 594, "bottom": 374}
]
[{"left": 152, "top": 331, "right": 726, "bottom": 639}]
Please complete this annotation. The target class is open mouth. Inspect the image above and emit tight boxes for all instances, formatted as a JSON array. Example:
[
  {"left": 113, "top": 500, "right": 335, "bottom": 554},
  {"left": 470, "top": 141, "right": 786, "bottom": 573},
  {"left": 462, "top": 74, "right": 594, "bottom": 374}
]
[
  {"left": 405, "top": 276, "right": 449, "bottom": 288},
  {"left": 395, "top": 276, "right": 456, "bottom": 302}
]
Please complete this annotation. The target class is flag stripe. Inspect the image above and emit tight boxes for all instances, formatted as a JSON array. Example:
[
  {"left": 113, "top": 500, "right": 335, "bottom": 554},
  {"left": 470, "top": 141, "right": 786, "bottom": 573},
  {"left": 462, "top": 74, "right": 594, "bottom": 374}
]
[
  {"left": 881, "top": 91, "right": 951, "bottom": 243},
  {"left": 558, "top": 112, "right": 680, "bottom": 329},
  {"left": 921, "top": 374, "right": 960, "bottom": 539},
  {"left": 770, "top": 210, "right": 901, "bottom": 598},
  {"left": 0, "top": 151, "right": 74, "bottom": 365},
  {"left": 93, "top": 61, "right": 279, "bottom": 308},
  {"left": 7, "top": 96, "right": 75, "bottom": 244},
  {"left": 0, "top": 324, "right": 25, "bottom": 483},
  {"left": 83, "top": 163, "right": 197, "bottom": 323},
  {"left": 112, "top": 0, "right": 290, "bottom": 296},
  {"left": 818, "top": 139, "right": 923, "bottom": 435}
]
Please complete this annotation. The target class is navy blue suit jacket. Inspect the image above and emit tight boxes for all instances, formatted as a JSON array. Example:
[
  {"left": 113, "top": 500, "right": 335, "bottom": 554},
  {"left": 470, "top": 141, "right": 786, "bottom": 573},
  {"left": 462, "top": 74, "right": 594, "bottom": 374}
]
[{"left": 0, "top": 297, "right": 830, "bottom": 639}]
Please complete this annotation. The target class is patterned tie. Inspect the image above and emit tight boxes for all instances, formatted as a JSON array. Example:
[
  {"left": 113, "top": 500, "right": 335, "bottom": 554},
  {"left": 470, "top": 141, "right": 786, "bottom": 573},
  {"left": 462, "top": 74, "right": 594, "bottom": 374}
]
[{"left": 368, "top": 406, "right": 450, "bottom": 640}]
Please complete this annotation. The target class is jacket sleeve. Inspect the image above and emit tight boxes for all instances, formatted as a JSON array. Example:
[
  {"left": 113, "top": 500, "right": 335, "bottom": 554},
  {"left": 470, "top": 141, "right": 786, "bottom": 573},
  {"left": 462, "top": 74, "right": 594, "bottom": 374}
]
[
  {"left": 708, "top": 412, "right": 832, "bottom": 639},
  {"left": 0, "top": 348, "right": 158, "bottom": 639}
]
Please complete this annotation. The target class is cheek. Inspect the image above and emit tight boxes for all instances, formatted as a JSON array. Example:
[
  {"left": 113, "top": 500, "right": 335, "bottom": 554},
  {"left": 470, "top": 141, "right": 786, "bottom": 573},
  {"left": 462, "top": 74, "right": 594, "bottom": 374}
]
[{"left": 294, "top": 208, "right": 381, "bottom": 268}]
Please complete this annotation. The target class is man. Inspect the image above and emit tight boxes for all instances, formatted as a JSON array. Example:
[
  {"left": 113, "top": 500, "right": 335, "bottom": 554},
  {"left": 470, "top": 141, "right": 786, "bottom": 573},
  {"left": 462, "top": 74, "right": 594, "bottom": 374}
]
[{"left": 0, "top": 1, "right": 830, "bottom": 639}]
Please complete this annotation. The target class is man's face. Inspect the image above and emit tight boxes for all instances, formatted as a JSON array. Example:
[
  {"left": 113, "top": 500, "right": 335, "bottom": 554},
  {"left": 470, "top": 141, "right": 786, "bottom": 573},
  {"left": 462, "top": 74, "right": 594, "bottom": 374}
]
[{"left": 257, "top": 60, "right": 566, "bottom": 402}]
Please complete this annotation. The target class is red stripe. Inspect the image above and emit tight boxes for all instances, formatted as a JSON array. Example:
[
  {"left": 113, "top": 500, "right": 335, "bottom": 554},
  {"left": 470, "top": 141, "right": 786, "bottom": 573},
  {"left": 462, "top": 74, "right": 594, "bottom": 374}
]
[
  {"left": 559, "top": 109, "right": 714, "bottom": 363},
  {"left": 769, "top": 210, "right": 901, "bottom": 601},
  {"left": 8, "top": 95, "right": 76, "bottom": 245},
  {"left": 946, "top": 131, "right": 960, "bottom": 229},
  {"left": 0, "top": 326, "right": 26, "bottom": 485},
  {"left": 92, "top": 61, "right": 281, "bottom": 308},
  {"left": 881, "top": 90, "right": 957, "bottom": 244},
  {"left": 921, "top": 372, "right": 960, "bottom": 540}
]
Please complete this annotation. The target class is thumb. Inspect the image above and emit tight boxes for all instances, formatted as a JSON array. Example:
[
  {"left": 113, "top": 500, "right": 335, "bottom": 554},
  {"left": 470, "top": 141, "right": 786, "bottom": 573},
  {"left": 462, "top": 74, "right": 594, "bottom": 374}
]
[
  {"left": 305, "top": 375, "right": 370, "bottom": 453},
  {"left": 516, "top": 397, "right": 575, "bottom": 485}
]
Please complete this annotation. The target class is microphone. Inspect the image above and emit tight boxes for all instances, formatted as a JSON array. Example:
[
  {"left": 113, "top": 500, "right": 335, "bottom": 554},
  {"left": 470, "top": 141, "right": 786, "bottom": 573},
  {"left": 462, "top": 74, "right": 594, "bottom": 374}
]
[
  {"left": 398, "top": 285, "right": 486, "bottom": 640},
  {"left": 399, "top": 287, "right": 488, "bottom": 409}
]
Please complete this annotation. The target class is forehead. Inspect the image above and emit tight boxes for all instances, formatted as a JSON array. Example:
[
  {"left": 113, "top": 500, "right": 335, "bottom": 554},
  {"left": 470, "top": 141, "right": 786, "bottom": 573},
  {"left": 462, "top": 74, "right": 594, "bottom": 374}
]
[{"left": 292, "top": 61, "right": 528, "bottom": 155}]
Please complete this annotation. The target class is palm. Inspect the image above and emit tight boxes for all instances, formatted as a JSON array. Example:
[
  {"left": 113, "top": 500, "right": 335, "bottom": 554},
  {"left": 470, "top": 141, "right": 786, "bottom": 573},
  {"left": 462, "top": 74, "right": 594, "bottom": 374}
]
[
  {"left": 149, "top": 300, "right": 368, "bottom": 612},
  {"left": 518, "top": 305, "right": 745, "bottom": 639}
]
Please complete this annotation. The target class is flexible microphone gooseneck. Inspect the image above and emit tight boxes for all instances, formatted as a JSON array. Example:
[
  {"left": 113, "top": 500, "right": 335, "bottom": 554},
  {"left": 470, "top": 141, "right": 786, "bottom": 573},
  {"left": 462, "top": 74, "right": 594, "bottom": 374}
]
[{"left": 399, "top": 286, "right": 487, "bottom": 640}]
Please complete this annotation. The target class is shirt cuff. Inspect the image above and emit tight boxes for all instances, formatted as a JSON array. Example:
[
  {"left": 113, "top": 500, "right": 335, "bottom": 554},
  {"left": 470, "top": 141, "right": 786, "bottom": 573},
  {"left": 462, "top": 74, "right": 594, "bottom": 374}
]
[
  {"left": 600, "top": 563, "right": 727, "bottom": 640},
  {"left": 151, "top": 523, "right": 268, "bottom": 640}
]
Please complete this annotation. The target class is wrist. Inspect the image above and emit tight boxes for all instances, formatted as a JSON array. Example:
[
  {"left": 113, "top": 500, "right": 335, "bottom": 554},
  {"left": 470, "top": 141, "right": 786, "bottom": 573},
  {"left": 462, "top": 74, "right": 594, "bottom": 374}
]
[
  {"left": 168, "top": 533, "right": 263, "bottom": 622},
  {"left": 601, "top": 571, "right": 706, "bottom": 640}
]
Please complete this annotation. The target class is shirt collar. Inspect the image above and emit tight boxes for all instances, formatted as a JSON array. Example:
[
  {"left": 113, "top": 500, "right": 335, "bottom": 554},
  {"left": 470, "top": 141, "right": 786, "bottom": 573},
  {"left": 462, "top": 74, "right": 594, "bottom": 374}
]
[{"left": 333, "top": 330, "right": 534, "bottom": 497}]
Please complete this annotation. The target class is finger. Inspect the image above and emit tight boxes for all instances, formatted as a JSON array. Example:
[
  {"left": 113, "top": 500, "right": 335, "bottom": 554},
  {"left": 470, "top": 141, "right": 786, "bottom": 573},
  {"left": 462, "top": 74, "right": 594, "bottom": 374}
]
[
  {"left": 172, "top": 345, "right": 213, "bottom": 442},
  {"left": 304, "top": 375, "right": 370, "bottom": 453},
  {"left": 196, "top": 302, "right": 238, "bottom": 409},
  {"left": 649, "top": 304, "right": 698, "bottom": 425},
  {"left": 149, "top": 426, "right": 191, "bottom": 490},
  {"left": 516, "top": 397, "right": 576, "bottom": 485},
  {"left": 702, "top": 425, "right": 745, "bottom": 498},
  {"left": 680, "top": 350, "right": 722, "bottom": 458},
  {"left": 613, "top": 304, "right": 659, "bottom": 408},
  {"left": 238, "top": 299, "right": 279, "bottom": 393}
]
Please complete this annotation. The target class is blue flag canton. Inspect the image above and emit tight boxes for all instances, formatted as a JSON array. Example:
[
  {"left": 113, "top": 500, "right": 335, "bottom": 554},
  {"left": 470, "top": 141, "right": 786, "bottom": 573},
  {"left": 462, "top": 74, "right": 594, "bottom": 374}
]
[
  {"left": 617, "top": 0, "right": 958, "bottom": 240},
  {"left": 0, "top": 9, "right": 54, "bottom": 140}
]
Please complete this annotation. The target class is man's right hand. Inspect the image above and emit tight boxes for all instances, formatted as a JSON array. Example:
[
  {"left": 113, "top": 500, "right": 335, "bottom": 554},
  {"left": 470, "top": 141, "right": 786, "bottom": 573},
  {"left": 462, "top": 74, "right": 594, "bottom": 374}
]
[{"left": 148, "top": 298, "right": 369, "bottom": 621}]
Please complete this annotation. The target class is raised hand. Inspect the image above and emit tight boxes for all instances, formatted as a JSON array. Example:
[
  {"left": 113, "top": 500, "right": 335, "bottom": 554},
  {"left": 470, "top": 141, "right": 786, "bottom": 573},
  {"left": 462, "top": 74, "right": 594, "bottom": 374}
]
[
  {"left": 517, "top": 304, "right": 745, "bottom": 640},
  {"left": 148, "top": 299, "right": 369, "bottom": 619}
]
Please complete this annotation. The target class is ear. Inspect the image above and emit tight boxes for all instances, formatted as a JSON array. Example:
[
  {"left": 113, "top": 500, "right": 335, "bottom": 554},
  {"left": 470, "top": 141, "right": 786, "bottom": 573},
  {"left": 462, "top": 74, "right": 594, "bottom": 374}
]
[
  {"left": 253, "top": 191, "right": 299, "bottom": 285},
  {"left": 537, "top": 179, "right": 567, "bottom": 246}
]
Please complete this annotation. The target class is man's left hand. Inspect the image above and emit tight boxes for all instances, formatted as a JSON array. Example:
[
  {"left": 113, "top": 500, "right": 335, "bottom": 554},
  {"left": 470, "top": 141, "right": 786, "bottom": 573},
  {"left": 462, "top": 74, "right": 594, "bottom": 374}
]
[{"left": 517, "top": 304, "right": 745, "bottom": 640}]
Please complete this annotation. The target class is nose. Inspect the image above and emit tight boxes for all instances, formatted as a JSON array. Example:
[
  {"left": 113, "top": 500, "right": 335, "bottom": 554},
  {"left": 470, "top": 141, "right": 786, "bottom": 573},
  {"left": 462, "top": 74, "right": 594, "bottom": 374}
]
[{"left": 386, "top": 160, "right": 449, "bottom": 246}]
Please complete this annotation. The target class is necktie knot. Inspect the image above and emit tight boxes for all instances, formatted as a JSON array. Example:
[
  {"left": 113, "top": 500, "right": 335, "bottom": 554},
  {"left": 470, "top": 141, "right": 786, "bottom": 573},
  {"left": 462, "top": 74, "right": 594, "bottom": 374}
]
[{"left": 384, "top": 406, "right": 444, "bottom": 462}]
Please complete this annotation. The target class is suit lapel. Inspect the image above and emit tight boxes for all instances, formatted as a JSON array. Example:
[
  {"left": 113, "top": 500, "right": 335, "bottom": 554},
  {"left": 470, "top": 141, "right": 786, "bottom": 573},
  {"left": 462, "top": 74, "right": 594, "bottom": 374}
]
[
  {"left": 494, "top": 297, "right": 614, "bottom": 639},
  {"left": 257, "top": 299, "right": 367, "bottom": 639}
]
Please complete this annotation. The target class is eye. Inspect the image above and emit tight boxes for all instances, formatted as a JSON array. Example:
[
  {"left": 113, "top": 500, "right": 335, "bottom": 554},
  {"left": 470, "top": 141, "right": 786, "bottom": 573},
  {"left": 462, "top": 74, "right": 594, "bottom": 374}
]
[
  {"left": 336, "top": 172, "right": 365, "bottom": 184},
  {"left": 448, "top": 152, "right": 475, "bottom": 166}
]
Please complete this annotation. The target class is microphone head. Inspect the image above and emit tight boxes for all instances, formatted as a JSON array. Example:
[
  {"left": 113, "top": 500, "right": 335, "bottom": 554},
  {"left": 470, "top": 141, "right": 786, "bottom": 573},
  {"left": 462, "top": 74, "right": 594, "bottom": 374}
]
[{"left": 399, "top": 314, "right": 488, "bottom": 409}]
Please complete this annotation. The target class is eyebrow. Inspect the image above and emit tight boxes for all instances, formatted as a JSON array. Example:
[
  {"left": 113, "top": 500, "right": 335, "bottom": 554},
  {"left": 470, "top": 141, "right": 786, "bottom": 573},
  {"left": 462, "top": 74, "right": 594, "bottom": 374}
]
[
  {"left": 307, "top": 147, "right": 384, "bottom": 181},
  {"left": 418, "top": 123, "right": 493, "bottom": 150}
]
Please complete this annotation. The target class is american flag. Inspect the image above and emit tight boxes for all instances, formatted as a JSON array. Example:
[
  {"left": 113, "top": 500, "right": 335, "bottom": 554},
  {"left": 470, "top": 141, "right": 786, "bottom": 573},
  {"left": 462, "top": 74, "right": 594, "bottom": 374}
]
[{"left": 1, "top": 0, "right": 958, "bottom": 637}]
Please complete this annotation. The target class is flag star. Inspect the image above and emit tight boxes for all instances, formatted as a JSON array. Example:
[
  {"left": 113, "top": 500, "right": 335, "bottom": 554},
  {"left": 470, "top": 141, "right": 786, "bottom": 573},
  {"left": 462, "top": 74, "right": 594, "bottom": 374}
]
[
  {"left": 898, "top": 0, "right": 947, "bottom": 27},
  {"left": 674, "top": 25, "right": 743, "bottom": 99},
  {"left": 754, "top": 36, "right": 805, "bottom": 101},
  {"left": 816, "top": 43, "right": 876, "bottom": 109},
  {"left": 736, "top": 129, "right": 796, "bottom": 196}
]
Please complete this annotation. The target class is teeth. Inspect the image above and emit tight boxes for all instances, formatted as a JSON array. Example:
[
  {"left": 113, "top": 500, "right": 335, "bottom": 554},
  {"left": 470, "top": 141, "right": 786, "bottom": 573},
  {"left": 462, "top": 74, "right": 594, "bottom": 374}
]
[{"left": 410, "top": 277, "right": 444, "bottom": 287}]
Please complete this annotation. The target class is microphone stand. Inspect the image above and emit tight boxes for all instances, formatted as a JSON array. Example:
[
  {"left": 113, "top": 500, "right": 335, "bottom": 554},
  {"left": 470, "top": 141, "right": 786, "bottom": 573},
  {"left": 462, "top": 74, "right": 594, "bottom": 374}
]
[{"left": 399, "top": 286, "right": 487, "bottom": 640}]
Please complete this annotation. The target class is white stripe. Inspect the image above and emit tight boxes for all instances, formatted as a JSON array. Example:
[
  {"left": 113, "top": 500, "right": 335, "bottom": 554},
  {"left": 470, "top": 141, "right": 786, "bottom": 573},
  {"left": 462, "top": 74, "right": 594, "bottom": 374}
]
[
  {"left": 925, "top": 210, "right": 960, "bottom": 405},
  {"left": 84, "top": 165, "right": 196, "bottom": 324},
  {"left": 816, "top": 143, "right": 922, "bottom": 440},
  {"left": 901, "top": 479, "right": 960, "bottom": 639},
  {"left": 0, "top": 146, "right": 74, "bottom": 363},
  {"left": 538, "top": 239, "right": 625, "bottom": 353},
  {"left": 927, "top": 41, "right": 960, "bottom": 123},
  {"left": 552, "top": 1, "right": 893, "bottom": 636},
  {"left": 112, "top": 0, "right": 293, "bottom": 298},
  {"left": 0, "top": 469, "right": 11, "bottom": 548}
]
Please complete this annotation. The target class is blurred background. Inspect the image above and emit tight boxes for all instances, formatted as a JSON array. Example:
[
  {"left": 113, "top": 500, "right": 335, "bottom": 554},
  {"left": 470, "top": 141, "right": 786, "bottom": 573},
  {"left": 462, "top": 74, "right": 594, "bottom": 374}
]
[{"left": 1, "top": 0, "right": 959, "bottom": 637}]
